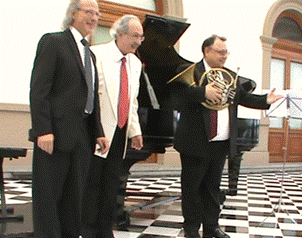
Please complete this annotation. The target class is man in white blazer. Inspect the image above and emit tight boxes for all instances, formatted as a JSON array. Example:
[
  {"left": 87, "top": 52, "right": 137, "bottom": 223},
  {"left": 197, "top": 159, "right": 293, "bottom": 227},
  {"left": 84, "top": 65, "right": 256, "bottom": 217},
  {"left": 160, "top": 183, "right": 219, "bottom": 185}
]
[{"left": 82, "top": 15, "right": 144, "bottom": 238}]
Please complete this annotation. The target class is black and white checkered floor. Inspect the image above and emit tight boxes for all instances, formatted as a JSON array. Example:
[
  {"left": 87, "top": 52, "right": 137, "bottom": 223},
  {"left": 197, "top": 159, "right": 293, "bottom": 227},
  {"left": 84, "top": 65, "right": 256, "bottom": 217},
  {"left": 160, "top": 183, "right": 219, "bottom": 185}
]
[{"left": 2, "top": 171, "right": 302, "bottom": 237}]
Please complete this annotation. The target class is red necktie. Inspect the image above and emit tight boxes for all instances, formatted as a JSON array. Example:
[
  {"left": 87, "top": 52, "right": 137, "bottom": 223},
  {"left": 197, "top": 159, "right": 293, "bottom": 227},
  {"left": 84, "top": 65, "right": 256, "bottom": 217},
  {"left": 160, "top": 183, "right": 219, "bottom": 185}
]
[
  {"left": 209, "top": 110, "right": 217, "bottom": 140},
  {"left": 118, "top": 57, "right": 129, "bottom": 128}
]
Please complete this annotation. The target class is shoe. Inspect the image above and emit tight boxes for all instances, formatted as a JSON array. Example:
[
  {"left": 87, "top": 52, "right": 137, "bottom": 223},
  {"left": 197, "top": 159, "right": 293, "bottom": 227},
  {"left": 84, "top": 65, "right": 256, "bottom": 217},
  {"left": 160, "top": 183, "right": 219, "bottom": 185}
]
[
  {"left": 225, "top": 188, "right": 237, "bottom": 196},
  {"left": 184, "top": 229, "right": 201, "bottom": 238},
  {"left": 219, "top": 190, "right": 227, "bottom": 204},
  {"left": 96, "top": 230, "right": 115, "bottom": 238},
  {"left": 116, "top": 211, "right": 130, "bottom": 229},
  {"left": 212, "top": 227, "right": 230, "bottom": 238}
]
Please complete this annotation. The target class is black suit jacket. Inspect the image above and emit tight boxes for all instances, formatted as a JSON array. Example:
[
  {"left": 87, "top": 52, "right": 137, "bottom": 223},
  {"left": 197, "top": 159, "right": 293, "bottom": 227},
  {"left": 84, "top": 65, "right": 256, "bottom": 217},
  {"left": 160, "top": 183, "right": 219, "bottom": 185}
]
[
  {"left": 29, "top": 29, "right": 104, "bottom": 151},
  {"left": 173, "top": 59, "right": 270, "bottom": 158}
]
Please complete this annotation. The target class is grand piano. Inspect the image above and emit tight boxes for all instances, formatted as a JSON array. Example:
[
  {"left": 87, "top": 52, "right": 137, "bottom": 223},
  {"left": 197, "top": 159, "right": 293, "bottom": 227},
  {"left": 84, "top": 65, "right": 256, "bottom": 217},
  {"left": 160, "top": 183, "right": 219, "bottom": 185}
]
[{"left": 116, "top": 14, "right": 260, "bottom": 226}]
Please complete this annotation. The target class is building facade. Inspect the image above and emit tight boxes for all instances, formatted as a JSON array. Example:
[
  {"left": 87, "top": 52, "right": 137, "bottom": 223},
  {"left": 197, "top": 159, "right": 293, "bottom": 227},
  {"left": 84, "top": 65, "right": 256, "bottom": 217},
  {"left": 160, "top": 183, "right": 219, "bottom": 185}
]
[{"left": 1, "top": 0, "right": 301, "bottom": 172}]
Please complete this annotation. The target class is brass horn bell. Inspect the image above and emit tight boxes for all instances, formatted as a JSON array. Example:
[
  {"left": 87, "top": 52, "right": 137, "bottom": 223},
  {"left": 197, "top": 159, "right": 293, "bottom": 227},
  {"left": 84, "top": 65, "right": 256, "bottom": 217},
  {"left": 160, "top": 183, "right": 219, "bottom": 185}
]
[
  {"left": 200, "top": 68, "right": 237, "bottom": 110},
  {"left": 167, "top": 63, "right": 196, "bottom": 86},
  {"left": 167, "top": 64, "right": 238, "bottom": 110}
]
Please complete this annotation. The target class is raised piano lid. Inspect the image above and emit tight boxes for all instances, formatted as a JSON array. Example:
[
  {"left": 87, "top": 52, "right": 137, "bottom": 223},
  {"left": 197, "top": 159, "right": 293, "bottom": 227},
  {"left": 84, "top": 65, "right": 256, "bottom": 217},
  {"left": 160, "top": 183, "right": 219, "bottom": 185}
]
[
  {"left": 134, "top": 15, "right": 192, "bottom": 146},
  {"left": 138, "top": 14, "right": 191, "bottom": 64},
  {"left": 137, "top": 15, "right": 192, "bottom": 110}
]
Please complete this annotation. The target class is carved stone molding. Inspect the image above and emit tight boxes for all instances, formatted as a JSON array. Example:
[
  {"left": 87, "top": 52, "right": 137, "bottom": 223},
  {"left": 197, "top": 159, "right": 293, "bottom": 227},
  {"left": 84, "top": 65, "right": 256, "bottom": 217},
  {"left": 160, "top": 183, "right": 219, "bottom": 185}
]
[
  {"left": 97, "top": 0, "right": 164, "bottom": 27},
  {"left": 260, "top": 35, "right": 278, "bottom": 46},
  {"left": 97, "top": 0, "right": 184, "bottom": 27}
]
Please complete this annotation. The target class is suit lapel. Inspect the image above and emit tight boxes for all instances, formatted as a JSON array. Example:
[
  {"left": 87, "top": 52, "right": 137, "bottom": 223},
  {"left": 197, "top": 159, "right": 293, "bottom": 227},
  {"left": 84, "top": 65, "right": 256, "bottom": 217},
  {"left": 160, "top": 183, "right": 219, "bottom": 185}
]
[
  {"left": 195, "top": 60, "right": 214, "bottom": 139},
  {"left": 127, "top": 56, "right": 135, "bottom": 105},
  {"left": 64, "top": 30, "right": 86, "bottom": 79},
  {"left": 102, "top": 56, "right": 120, "bottom": 120},
  {"left": 90, "top": 51, "right": 99, "bottom": 100},
  {"left": 194, "top": 60, "right": 206, "bottom": 85}
]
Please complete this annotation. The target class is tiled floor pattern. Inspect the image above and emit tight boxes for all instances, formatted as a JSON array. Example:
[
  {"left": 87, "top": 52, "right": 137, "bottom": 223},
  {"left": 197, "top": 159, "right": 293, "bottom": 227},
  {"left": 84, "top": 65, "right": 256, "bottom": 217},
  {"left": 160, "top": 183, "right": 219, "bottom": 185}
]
[{"left": 2, "top": 171, "right": 302, "bottom": 237}]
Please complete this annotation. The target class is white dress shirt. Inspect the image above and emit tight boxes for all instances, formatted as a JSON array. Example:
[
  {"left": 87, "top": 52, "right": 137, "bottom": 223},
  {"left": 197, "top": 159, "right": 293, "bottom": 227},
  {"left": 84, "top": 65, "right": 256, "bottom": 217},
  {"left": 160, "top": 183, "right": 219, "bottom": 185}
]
[
  {"left": 70, "top": 27, "right": 95, "bottom": 88},
  {"left": 204, "top": 60, "right": 230, "bottom": 141},
  {"left": 91, "top": 40, "right": 142, "bottom": 158}
]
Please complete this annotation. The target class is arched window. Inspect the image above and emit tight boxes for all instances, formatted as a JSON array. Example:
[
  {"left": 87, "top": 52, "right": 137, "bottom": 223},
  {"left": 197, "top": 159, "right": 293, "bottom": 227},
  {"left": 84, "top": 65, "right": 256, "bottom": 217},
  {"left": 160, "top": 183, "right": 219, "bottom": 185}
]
[
  {"left": 273, "top": 16, "right": 302, "bottom": 42},
  {"left": 270, "top": 11, "right": 302, "bottom": 129},
  {"left": 269, "top": 10, "right": 302, "bottom": 162},
  {"left": 105, "top": 0, "right": 156, "bottom": 11},
  {"left": 92, "top": 0, "right": 163, "bottom": 44}
]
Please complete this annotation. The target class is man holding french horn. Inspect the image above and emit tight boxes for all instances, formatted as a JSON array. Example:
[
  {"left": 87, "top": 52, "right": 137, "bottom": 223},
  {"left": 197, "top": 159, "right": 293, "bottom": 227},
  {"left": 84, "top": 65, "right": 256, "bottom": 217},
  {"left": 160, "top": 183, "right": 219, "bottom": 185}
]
[{"left": 170, "top": 35, "right": 282, "bottom": 238}]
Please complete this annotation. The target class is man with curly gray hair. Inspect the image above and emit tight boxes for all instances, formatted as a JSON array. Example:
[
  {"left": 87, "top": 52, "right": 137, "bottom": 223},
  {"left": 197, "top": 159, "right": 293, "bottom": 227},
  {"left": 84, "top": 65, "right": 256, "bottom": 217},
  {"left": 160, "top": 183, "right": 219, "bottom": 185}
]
[{"left": 82, "top": 14, "right": 144, "bottom": 237}]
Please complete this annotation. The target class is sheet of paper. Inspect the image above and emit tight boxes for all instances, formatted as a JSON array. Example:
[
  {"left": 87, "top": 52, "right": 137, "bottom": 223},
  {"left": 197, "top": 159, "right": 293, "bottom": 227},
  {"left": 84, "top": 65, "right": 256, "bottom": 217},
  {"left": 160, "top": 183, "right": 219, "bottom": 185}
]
[
  {"left": 263, "top": 89, "right": 302, "bottom": 119},
  {"left": 238, "top": 106, "right": 261, "bottom": 119},
  {"left": 94, "top": 144, "right": 108, "bottom": 158},
  {"left": 288, "top": 90, "right": 302, "bottom": 119},
  {"left": 263, "top": 89, "right": 288, "bottom": 118}
]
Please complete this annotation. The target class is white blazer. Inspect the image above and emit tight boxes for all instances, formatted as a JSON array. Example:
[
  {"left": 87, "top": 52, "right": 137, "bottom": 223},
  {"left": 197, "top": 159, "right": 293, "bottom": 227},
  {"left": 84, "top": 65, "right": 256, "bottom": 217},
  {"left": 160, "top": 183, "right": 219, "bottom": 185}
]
[{"left": 92, "top": 40, "right": 142, "bottom": 159}]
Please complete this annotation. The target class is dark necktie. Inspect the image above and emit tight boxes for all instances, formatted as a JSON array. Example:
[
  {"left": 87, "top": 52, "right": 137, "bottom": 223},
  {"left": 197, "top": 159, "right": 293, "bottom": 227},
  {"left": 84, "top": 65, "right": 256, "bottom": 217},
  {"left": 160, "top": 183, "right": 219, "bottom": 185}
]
[
  {"left": 209, "top": 110, "right": 217, "bottom": 140},
  {"left": 118, "top": 57, "right": 129, "bottom": 128},
  {"left": 81, "top": 38, "right": 94, "bottom": 114},
  {"left": 209, "top": 71, "right": 222, "bottom": 140}
]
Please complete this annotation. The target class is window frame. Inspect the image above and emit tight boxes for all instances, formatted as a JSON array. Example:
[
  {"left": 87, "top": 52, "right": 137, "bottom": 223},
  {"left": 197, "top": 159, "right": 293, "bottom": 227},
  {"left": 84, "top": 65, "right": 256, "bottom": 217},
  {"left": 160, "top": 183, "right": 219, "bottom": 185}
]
[{"left": 97, "top": 0, "right": 163, "bottom": 27}]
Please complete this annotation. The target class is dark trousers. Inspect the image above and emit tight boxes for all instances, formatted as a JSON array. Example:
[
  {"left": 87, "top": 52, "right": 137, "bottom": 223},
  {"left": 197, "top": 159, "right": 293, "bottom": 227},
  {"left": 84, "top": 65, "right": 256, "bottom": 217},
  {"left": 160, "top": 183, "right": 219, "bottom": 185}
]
[
  {"left": 180, "top": 140, "right": 229, "bottom": 234},
  {"left": 82, "top": 126, "right": 126, "bottom": 238},
  {"left": 32, "top": 119, "right": 93, "bottom": 238}
]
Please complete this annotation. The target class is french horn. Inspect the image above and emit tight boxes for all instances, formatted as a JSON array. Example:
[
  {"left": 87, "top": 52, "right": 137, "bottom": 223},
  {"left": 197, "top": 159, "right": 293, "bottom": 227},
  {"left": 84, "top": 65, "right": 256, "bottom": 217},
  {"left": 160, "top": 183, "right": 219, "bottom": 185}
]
[{"left": 167, "top": 64, "right": 239, "bottom": 110}]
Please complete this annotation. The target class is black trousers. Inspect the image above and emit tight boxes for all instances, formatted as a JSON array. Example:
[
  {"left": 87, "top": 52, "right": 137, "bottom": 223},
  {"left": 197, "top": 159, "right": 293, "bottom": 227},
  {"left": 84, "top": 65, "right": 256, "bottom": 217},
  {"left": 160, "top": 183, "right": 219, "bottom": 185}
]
[
  {"left": 82, "top": 125, "right": 126, "bottom": 238},
  {"left": 180, "top": 140, "right": 229, "bottom": 234},
  {"left": 32, "top": 118, "right": 93, "bottom": 238}
]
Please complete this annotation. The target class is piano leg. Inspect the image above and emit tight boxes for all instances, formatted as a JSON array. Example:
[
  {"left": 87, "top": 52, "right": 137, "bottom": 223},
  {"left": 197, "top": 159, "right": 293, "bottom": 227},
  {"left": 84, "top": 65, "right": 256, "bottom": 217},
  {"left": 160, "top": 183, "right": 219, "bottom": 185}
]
[
  {"left": 116, "top": 172, "right": 130, "bottom": 228},
  {"left": 0, "top": 157, "right": 23, "bottom": 222},
  {"left": 115, "top": 157, "right": 141, "bottom": 228},
  {"left": 226, "top": 152, "right": 243, "bottom": 196},
  {"left": 0, "top": 157, "right": 8, "bottom": 218}
]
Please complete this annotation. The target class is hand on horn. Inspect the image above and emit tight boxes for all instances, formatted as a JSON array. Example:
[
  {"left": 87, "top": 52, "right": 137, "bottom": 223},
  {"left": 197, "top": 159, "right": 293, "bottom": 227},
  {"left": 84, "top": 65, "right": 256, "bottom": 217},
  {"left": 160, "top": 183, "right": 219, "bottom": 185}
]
[{"left": 205, "top": 81, "right": 222, "bottom": 104}]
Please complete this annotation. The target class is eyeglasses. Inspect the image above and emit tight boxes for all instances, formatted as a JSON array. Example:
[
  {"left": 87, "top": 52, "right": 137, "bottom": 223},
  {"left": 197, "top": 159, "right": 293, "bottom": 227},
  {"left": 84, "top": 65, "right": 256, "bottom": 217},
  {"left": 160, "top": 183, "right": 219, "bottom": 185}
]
[
  {"left": 78, "top": 8, "right": 101, "bottom": 19},
  {"left": 210, "top": 47, "right": 230, "bottom": 56},
  {"left": 127, "top": 33, "right": 145, "bottom": 41}
]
